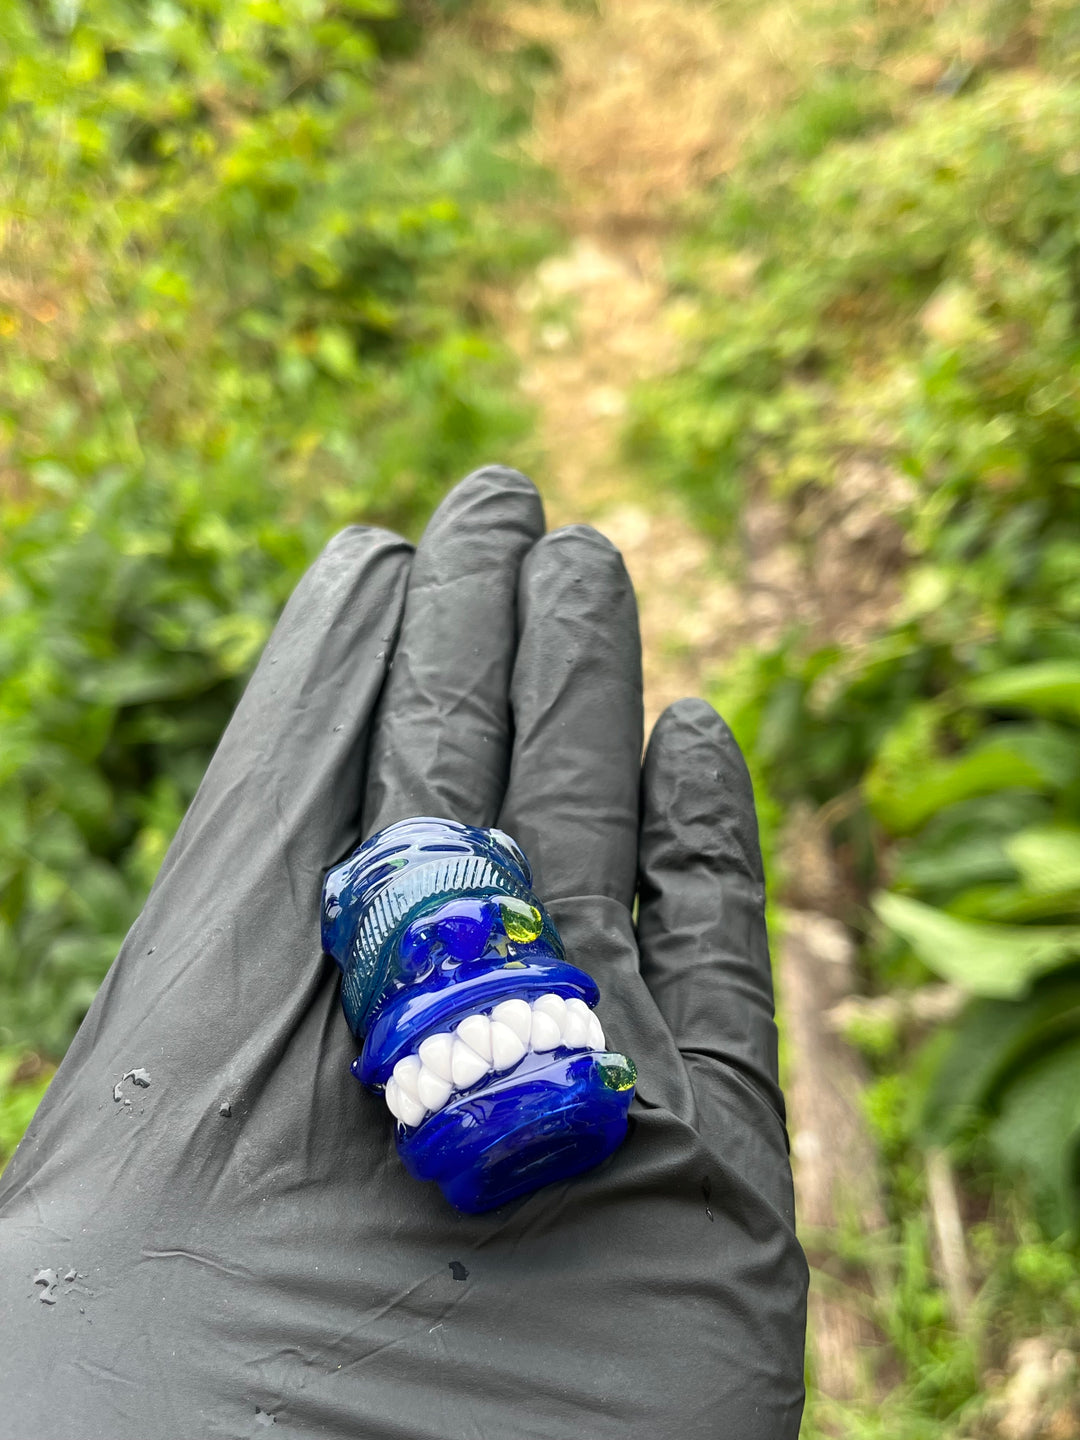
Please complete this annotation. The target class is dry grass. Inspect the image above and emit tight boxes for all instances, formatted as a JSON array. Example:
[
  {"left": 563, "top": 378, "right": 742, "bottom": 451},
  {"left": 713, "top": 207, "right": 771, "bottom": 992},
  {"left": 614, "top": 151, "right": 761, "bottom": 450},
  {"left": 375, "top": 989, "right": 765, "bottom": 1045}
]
[
  {"left": 467, "top": 0, "right": 780, "bottom": 727},
  {"left": 469, "top": 0, "right": 912, "bottom": 730},
  {"left": 490, "top": 225, "right": 747, "bottom": 730},
  {"left": 507, "top": 0, "right": 788, "bottom": 226}
]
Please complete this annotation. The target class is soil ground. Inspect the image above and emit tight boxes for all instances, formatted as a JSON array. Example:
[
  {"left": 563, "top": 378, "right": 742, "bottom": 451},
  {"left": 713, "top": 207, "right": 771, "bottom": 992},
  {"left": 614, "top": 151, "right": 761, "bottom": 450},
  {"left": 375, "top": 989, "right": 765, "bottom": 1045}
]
[
  {"left": 471, "top": 0, "right": 909, "bottom": 734},
  {"left": 468, "top": 1, "right": 912, "bottom": 1418}
]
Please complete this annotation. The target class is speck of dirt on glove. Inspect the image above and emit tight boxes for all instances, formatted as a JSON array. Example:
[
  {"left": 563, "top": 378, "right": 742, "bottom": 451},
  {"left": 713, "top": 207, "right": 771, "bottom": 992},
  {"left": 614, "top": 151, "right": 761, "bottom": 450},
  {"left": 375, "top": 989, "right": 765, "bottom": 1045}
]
[
  {"left": 219, "top": 1100, "right": 232, "bottom": 1117},
  {"left": 33, "top": 1268, "right": 59, "bottom": 1304},
  {"left": 112, "top": 1068, "right": 152, "bottom": 1102},
  {"left": 449, "top": 1261, "right": 469, "bottom": 1282}
]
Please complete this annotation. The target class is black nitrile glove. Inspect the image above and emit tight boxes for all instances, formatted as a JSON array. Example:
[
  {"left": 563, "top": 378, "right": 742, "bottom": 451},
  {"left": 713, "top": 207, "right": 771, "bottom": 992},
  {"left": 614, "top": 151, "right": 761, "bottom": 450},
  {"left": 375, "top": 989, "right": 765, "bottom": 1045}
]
[{"left": 0, "top": 468, "right": 807, "bottom": 1440}]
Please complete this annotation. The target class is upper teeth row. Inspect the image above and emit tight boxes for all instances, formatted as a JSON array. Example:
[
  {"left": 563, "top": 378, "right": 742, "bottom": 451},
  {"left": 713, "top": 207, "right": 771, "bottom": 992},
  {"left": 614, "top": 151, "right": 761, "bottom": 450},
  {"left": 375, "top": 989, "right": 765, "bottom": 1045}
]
[{"left": 383, "top": 993, "right": 605, "bottom": 1129}]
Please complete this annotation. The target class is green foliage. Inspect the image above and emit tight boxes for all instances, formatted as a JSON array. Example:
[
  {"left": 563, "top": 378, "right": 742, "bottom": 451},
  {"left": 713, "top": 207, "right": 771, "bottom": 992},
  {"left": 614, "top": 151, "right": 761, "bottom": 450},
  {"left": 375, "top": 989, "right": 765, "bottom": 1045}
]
[
  {"left": 866, "top": 657, "right": 1080, "bottom": 1232},
  {"left": 968, "top": 661, "right": 1080, "bottom": 717},
  {"left": 873, "top": 895, "right": 1080, "bottom": 1000},
  {"left": 0, "top": 0, "right": 557, "bottom": 1057},
  {"left": 632, "top": 66, "right": 1080, "bottom": 529},
  {"left": 0, "top": 1050, "right": 53, "bottom": 1165},
  {"left": 628, "top": 0, "right": 1080, "bottom": 1253},
  {"left": 663, "top": 0, "right": 1080, "bottom": 1393}
]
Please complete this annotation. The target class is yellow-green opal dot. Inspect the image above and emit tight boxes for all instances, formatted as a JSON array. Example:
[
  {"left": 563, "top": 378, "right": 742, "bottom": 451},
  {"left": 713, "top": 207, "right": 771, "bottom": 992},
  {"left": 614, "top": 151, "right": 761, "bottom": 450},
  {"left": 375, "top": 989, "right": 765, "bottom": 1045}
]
[
  {"left": 599, "top": 1056, "right": 637, "bottom": 1092},
  {"left": 500, "top": 899, "right": 543, "bottom": 943}
]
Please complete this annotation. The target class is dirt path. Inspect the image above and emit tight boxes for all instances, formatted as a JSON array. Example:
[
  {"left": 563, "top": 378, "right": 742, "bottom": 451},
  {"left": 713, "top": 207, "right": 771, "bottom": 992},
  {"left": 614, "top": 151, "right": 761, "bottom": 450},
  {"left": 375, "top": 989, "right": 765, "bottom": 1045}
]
[
  {"left": 483, "top": 0, "right": 765, "bottom": 732},
  {"left": 480, "top": 3, "right": 906, "bottom": 1415},
  {"left": 508, "top": 232, "right": 743, "bottom": 733},
  {"left": 481, "top": 0, "right": 907, "bottom": 736}
]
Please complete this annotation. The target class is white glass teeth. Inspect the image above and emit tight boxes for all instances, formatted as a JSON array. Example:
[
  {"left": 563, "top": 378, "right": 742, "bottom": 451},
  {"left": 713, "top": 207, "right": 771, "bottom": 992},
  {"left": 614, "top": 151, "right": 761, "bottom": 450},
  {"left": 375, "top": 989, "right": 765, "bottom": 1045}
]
[
  {"left": 392, "top": 1054, "right": 423, "bottom": 1103},
  {"left": 529, "top": 1010, "right": 561, "bottom": 1053},
  {"left": 532, "top": 993, "right": 566, "bottom": 1026},
  {"left": 490, "top": 998, "right": 531, "bottom": 1046},
  {"left": 384, "top": 1076, "right": 426, "bottom": 1130},
  {"left": 417, "top": 1031, "right": 454, "bottom": 1083},
  {"left": 456, "top": 1012, "right": 493, "bottom": 1063},
  {"left": 490, "top": 1018, "right": 527, "bottom": 1071},
  {"left": 565, "top": 997, "right": 592, "bottom": 1026},
  {"left": 450, "top": 1037, "right": 489, "bottom": 1089},
  {"left": 561, "top": 1009, "right": 590, "bottom": 1050},
  {"left": 384, "top": 993, "right": 608, "bottom": 1129},
  {"left": 416, "top": 1066, "right": 453, "bottom": 1112},
  {"left": 586, "top": 1011, "right": 605, "bottom": 1051}
]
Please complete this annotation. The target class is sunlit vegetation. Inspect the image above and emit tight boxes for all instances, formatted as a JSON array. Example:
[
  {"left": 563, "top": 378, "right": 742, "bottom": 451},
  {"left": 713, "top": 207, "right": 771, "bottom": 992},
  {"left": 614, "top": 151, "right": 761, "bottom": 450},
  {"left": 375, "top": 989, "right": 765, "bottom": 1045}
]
[
  {"left": 627, "top": 0, "right": 1080, "bottom": 1431},
  {"left": 0, "top": 0, "right": 556, "bottom": 1060}
]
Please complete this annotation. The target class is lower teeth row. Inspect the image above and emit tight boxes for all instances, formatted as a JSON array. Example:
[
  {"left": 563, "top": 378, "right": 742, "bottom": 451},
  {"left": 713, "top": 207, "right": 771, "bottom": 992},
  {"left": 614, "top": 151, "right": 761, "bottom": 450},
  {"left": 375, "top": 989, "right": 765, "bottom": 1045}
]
[{"left": 383, "top": 993, "right": 605, "bottom": 1129}]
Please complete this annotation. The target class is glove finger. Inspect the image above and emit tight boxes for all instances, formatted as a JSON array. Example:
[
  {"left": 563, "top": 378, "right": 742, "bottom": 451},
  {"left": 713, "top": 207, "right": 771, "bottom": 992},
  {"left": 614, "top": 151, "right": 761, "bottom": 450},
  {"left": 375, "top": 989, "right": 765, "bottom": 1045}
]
[
  {"left": 498, "top": 526, "right": 643, "bottom": 910},
  {"left": 159, "top": 524, "right": 412, "bottom": 896},
  {"left": 636, "top": 698, "right": 792, "bottom": 1209},
  {"left": 361, "top": 465, "right": 545, "bottom": 836}
]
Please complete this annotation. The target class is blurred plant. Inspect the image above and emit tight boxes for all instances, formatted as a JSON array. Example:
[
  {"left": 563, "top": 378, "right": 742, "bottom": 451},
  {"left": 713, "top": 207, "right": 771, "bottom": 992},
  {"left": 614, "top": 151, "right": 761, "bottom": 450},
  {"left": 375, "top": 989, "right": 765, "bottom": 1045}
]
[
  {"left": 0, "top": 0, "right": 557, "bottom": 1056},
  {"left": 0, "top": 1049, "right": 54, "bottom": 1165},
  {"left": 626, "top": 0, "right": 1080, "bottom": 1249}
]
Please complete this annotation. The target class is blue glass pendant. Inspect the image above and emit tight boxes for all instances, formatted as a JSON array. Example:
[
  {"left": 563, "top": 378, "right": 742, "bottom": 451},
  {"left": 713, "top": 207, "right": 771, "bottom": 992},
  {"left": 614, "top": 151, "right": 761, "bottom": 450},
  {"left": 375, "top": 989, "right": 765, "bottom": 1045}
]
[{"left": 322, "top": 817, "right": 636, "bottom": 1213}]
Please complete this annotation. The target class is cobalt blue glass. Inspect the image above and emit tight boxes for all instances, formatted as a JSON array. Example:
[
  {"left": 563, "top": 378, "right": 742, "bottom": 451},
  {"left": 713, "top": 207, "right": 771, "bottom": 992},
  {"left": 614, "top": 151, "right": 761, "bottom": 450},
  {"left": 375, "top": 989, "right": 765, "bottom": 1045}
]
[{"left": 322, "top": 817, "right": 637, "bottom": 1213}]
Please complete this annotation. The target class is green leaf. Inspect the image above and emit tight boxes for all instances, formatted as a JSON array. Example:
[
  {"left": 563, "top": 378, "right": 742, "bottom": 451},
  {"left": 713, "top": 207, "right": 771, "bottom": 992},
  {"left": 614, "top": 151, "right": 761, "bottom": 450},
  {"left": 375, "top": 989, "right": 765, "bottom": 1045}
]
[
  {"left": 990, "top": 1042, "right": 1080, "bottom": 1235},
  {"left": 204, "top": 614, "right": 272, "bottom": 677},
  {"left": 1007, "top": 826, "right": 1080, "bottom": 895},
  {"left": 0, "top": 1054, "right": 54, "bottom": 1168},
  {"left": 922, "top": 971, "right": 1080, "bottom": 1144},
  {"left": 76, "top": 655, "right": 217, "bottom": 705},
  {"left": 949, "top": 883, "right": 1080, "bottom": 925},
  {"left": 874, "top": 891, "right": 1080, "bottom": 998},
  {"left": 894, "top": 793, "right": 1048, "bottom": 899},
  {"left": 967, "top": 662, "right": 1080, "bottom": 719},
  {"left": 867, "top": 724, "right": 1077, "bottom": 836}
]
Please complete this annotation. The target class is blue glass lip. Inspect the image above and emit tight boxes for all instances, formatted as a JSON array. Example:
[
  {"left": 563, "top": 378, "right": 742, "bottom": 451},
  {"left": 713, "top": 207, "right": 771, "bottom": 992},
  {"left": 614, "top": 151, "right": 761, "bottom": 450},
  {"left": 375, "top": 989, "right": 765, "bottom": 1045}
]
[
  {"left": 396, "top": 1050, "right": 636, "bottom": 1213},
  {"left": 356, "top": 957, "right": 601, "bottom": 1086}
]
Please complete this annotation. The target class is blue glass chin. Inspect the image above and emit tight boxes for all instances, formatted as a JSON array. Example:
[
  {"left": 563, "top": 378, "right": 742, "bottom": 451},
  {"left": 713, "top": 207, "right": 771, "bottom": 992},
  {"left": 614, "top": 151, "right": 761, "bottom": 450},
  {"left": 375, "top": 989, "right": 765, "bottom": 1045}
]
[{"left": 322, "top": 816, "right": 636, "bottom": 1213}]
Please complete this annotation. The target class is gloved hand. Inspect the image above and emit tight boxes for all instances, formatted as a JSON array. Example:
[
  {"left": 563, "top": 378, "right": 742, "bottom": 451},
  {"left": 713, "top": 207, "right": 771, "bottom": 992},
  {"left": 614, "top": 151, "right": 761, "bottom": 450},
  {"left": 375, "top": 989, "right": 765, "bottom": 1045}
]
[{"left": 0, "top": 467, "right": 807, "bottom": 1440}]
